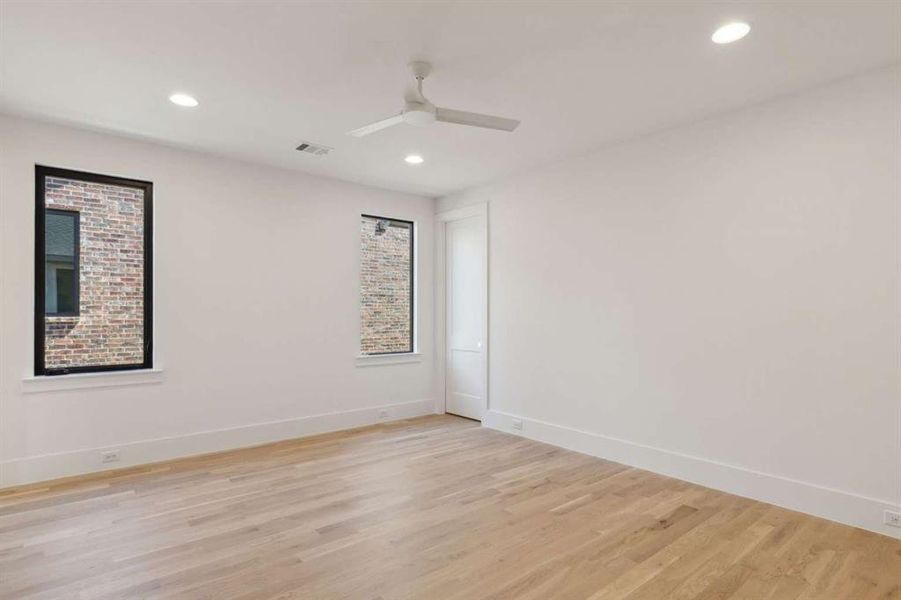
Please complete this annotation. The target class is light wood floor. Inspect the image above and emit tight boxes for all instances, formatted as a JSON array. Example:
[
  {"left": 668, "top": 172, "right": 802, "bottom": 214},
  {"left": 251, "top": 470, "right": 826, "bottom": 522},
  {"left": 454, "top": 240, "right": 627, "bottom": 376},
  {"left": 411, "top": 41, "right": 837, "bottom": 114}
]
[{"left": 1, "top": 416, "right": 899, "bottom": 600}]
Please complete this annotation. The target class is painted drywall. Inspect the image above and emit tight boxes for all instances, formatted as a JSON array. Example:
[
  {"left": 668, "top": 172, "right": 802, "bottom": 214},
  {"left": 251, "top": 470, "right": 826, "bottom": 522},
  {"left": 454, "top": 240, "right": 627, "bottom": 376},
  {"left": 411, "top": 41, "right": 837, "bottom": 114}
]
[
  {"left": 439, "top": 66, "right": 901, "bottom": 538},
  {"left": 4, "top": 2, "right": 900, "bottom": 197},
  {"left": 0, "top": 115, "right": 436, "bottom": 486}
]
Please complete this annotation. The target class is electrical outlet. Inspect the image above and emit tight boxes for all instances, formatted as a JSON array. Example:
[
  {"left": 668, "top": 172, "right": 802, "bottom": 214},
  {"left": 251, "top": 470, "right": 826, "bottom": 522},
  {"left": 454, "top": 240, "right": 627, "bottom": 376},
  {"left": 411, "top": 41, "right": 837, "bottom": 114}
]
[
  {"left": 885, "top": 510, "right": 901, "bottom": 528},
  {"left": 378, "top": 409, "right": 389, "bottom": 420},
  {"left": 512, "top": 419, "right": 523, "bottom": 431},
  {"left": 101, "top": 450, "right": 120, "bottom": 464}
]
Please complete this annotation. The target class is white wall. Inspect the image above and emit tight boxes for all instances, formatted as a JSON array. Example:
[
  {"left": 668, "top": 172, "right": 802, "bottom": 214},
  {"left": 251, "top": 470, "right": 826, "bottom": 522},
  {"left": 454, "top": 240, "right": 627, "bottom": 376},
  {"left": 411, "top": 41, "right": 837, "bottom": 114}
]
[
  {"left": 0, "top": 115, "right": 436, "bottom": 486},
  {"left": 439, "top": 66, "right": 901, "bottom": 538}
]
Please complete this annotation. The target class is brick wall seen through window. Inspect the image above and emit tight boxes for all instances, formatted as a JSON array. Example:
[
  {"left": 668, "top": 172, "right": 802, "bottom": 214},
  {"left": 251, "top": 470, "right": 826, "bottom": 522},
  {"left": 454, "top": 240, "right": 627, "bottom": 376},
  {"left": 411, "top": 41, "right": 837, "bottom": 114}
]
[{"left": 360, "top": 215, "right": 413, "bottom": 354}]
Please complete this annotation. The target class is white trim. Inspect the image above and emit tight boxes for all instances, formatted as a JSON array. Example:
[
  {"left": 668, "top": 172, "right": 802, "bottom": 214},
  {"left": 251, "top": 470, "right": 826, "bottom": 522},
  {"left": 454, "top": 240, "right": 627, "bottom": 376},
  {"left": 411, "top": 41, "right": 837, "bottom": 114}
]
[
  {"left": 22, "top": 368, "right": 165, "bottom": 393},
  {"left": 483, "top": 409, "right": 901, "bottom": 540},
  {"left": 355, "top": 352, "right": 423, "bottom": 367},
  {"left": 0, "top": 399, "right": 433, "bottom": 488},
  {"left": 434, "top": 215, "right": 448, "bottom": 414},
  {"left": 436, "top": 203, "right": 486, "bottom": 222}
]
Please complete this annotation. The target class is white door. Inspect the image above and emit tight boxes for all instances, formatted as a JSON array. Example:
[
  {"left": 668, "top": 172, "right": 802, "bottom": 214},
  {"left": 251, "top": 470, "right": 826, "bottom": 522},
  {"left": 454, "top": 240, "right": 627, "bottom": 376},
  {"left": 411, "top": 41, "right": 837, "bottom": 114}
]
[{"left": 445, "top": 214, "right": 486, "bottom": 420}]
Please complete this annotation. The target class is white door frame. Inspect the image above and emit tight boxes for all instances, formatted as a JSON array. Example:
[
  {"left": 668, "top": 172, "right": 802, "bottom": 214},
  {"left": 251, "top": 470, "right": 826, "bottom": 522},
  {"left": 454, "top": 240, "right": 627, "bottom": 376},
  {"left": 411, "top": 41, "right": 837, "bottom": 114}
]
[{"left": 435, "top": 203, "right": 488, "bottom": 417}]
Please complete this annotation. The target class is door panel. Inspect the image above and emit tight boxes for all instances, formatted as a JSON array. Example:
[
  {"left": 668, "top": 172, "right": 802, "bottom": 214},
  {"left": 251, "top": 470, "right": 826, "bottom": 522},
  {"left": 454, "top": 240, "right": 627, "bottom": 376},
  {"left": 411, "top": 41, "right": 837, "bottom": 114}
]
[{"left": 446, "top": 215, "right": 485, "bottom": 420}]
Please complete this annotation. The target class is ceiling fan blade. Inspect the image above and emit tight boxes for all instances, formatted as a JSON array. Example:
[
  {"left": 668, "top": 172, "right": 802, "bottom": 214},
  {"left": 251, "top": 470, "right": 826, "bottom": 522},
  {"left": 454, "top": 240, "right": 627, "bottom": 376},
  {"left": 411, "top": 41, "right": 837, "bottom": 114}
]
[
  {"left": 347, "top": 114, "right": 403, "bottom": 137},
  {"left": 435, "top": 108, "right": 519, "bottom": 132}
]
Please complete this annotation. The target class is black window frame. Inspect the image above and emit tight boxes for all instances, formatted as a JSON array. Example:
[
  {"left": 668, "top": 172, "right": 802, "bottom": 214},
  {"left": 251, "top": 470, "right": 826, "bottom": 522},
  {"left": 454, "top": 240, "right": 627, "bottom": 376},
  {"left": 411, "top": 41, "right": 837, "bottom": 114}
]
[
  {"left": 361, "top": 214, "right": 415, "bottom": 355},
  {"left": 34, "top": 165, "right": 154, "bottom": 376},
  {"left": 44, "top": 208, "right": 81, "bottom": 317}
]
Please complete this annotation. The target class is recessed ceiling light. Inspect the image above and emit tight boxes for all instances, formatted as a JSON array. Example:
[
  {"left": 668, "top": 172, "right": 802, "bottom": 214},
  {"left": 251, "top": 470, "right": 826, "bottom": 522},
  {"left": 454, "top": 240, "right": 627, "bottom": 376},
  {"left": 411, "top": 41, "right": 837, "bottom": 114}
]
[
  {"left": 712, "top": 22, "right": 750, "bottom": 44},
  {"left": 404, "top": 154, "right": 424, "bottom": 165},
  {"left": 169, "top": 93, "right": 199, "bottom": 107}
]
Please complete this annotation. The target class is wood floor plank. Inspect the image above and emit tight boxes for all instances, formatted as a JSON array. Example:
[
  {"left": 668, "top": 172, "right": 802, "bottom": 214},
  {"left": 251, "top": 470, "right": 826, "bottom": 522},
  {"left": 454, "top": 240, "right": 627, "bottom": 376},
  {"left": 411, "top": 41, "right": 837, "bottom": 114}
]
[{"left": 0, "top": 415, "right": 898, "bottom": 600}]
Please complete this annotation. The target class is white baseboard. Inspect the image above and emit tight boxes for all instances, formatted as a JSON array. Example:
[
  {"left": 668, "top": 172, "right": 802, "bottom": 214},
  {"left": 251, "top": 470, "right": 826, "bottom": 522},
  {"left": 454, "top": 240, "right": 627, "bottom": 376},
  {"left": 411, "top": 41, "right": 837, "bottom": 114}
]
[
  {"left": 483, "top": 409, "right": 901, "bottom": 540},
  {"left": 0, "top": 399, "right": 433, "bottom": 489}
]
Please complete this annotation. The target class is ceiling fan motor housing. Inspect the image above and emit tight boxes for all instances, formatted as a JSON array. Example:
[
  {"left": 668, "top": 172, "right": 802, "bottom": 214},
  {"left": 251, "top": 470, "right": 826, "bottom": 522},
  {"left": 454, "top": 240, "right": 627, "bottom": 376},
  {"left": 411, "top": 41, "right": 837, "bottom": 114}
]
[{"left": 402, "top": 101, "right": 436, "bottom": 126}]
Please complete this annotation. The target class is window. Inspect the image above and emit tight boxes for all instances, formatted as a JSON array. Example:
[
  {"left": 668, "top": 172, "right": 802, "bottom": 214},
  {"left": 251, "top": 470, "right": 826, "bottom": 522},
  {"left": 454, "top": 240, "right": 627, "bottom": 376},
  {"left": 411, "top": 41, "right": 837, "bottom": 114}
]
[
  {"left": 35, "top": 166, "right": 153, "bottom": 376},
  {"left": 45, "top": 210, "right": 80, "bottom": 316},
  {"left": 360, "top": 215, "right": 414, "bottom": 355}
]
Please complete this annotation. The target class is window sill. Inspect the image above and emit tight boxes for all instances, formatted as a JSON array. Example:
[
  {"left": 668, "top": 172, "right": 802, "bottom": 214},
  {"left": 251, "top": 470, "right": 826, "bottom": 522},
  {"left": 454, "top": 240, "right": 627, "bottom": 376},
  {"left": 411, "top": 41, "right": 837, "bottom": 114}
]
[
  {"left": 355, "top": 353, "right": 422, "bottom": 367},
  {"left": 22, "top": 368, "right": 164, "bottom": 393}
]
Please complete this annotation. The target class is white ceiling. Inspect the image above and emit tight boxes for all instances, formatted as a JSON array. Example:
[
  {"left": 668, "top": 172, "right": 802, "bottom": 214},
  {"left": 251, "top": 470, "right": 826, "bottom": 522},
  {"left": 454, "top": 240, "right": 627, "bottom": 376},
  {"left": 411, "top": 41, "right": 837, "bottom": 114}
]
[{"left": 1, "top": 1, "right": 899, "bottom": 197}]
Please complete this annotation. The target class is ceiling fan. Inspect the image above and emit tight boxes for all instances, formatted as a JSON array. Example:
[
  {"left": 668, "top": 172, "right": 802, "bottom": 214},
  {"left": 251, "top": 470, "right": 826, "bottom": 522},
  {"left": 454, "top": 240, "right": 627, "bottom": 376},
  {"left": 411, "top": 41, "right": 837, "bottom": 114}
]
[{"left": 347, "top": 61, "right": 520, "bottom": 137}]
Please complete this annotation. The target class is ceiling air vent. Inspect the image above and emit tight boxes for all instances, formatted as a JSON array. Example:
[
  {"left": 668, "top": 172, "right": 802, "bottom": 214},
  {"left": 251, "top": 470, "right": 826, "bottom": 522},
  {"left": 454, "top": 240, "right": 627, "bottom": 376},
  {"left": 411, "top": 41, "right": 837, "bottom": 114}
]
[{"left": 295, "top": 142, "right": 332, "bottom": 156}]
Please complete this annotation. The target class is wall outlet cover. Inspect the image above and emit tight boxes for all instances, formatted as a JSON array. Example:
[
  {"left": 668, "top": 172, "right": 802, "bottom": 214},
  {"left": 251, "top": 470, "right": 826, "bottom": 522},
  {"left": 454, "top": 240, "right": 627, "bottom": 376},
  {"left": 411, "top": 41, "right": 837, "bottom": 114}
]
[
  {"left": 101, "top": 450, "right": 121, "bottom": 464},
  {"left": 512, "top": 419, "right": 523, "bottom": 431},
  {"left": 885, "top": 510, "right": 901, "bottom": 528}
]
